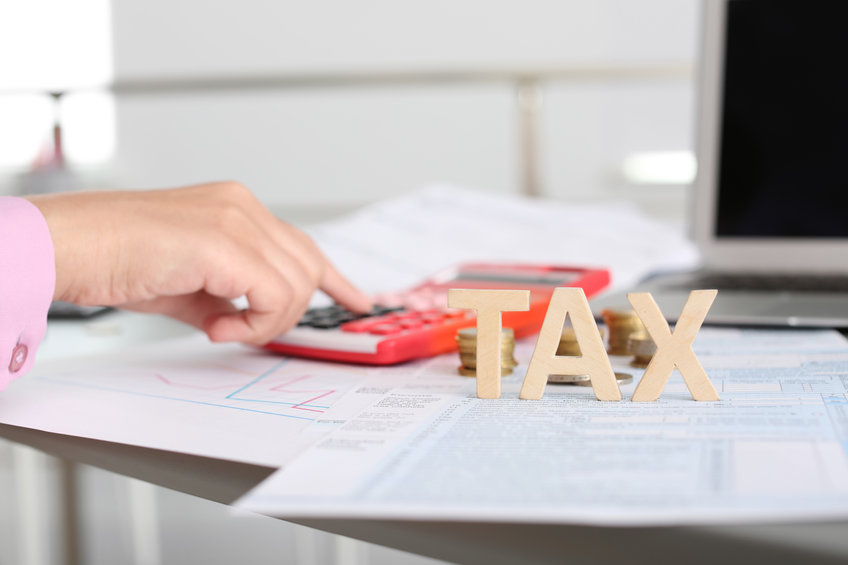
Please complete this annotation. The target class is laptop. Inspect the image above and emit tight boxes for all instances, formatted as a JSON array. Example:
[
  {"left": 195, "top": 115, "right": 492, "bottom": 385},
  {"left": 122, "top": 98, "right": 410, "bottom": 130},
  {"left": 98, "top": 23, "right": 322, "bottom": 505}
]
[{"left": 592, "top": 0, "right": 848, "bottom": 327}]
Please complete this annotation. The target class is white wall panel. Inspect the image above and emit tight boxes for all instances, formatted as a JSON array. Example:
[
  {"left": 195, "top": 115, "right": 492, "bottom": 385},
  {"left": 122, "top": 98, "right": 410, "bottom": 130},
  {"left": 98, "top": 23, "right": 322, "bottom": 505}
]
[
  {"left": 113, "top": 0, "right": 699, "bottom": 77},
  {"left": 107, "top": 0, "right": 700, "bottom": 216},
  {"left": 541, "top": 80, "right": 696, "bottom": 196},
  {"left": 112, "top": 86, "right": 516, "bottom": 208}
]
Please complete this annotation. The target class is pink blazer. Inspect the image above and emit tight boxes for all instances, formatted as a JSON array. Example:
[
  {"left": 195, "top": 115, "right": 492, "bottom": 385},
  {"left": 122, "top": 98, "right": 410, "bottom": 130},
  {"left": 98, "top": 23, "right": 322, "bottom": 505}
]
[{"left": 0, "top": 197, "right": 55, "bottom": 390}]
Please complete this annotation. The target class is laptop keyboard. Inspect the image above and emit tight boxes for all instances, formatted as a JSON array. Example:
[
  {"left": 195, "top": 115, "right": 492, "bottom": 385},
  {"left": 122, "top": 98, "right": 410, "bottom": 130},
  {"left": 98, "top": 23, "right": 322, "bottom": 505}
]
[{"left": 685, "top": 273, "right": 848, "bottom": 293}]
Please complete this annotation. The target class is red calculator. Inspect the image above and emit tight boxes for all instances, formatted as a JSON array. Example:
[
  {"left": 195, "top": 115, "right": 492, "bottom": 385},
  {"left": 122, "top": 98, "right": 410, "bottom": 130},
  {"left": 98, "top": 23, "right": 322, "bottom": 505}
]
[{"left": 265, "top": 263, "right": 610, "bottom": 365}]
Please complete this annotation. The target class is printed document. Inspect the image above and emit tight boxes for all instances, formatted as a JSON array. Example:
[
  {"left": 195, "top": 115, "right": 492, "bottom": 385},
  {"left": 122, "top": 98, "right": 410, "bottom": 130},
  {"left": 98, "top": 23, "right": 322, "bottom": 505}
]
[
  {"left": 0, "top": 334, "right": 389, "bottom": 467},
  {"left": 237, "top": 328, "right": 848, "bottom": 525},
  {"left": 306, "top": 184, "right": 698, "bottom": 298}
]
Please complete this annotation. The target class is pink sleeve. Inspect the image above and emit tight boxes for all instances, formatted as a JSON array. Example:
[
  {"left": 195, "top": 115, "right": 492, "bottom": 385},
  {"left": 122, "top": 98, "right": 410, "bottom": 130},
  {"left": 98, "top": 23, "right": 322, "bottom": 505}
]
[{"left": 0, "top": 197, "right": 55, "bottom": 390}]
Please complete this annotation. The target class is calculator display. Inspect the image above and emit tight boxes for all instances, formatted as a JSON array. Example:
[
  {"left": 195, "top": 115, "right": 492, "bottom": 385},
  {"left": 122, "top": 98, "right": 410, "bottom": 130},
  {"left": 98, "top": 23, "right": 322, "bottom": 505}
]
[
  {"left": 450, "top": 270, "right": 580, "bottom": 287},
  {"left": 426, "top": 264, "right": 584, "bottom": 293}
]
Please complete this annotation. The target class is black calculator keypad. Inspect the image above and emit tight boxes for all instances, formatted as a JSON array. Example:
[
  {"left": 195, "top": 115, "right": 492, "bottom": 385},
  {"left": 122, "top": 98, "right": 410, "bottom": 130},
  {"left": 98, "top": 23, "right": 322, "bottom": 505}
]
[{"left": 298, "top": 305, "right": 404, "bottom": 329}]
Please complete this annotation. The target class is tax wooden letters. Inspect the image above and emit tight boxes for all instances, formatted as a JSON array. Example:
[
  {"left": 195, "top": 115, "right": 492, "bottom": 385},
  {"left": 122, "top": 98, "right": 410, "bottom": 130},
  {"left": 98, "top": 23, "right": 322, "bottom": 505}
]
[{"left": 449, "top": 288, "right": 718, "bottom": 402}]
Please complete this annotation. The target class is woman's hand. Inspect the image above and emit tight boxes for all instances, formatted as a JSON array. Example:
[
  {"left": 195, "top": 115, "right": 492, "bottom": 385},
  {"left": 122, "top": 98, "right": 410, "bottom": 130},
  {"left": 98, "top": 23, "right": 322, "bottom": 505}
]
[{"left": 27, "top": 182, "right": 371, "bottom": 345}]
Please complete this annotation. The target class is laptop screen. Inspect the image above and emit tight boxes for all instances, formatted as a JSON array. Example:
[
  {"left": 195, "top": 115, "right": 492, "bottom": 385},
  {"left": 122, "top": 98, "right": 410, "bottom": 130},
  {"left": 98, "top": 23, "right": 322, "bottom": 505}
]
[{"left": 715, "top": 0, "right": 848, "bottom": 238}]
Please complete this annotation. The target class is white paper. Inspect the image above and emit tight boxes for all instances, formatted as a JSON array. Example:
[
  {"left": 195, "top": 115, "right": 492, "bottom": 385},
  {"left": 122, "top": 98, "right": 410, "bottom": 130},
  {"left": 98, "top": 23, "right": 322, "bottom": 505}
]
[
  {"left": 237, "top": 328, "right": 848, "bottom": 526},
  {"left": 307, "top": 184, "right": 699, "bottom": 300},
  {"left": 0, "top": 334, "right": 398, "bottom": 467}
]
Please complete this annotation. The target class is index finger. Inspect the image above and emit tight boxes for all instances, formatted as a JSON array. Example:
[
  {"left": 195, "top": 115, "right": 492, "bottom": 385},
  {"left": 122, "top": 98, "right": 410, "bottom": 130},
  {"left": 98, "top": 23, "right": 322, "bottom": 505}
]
[{"left": 319, "top": 259, "right": 372, "bottom": 313}]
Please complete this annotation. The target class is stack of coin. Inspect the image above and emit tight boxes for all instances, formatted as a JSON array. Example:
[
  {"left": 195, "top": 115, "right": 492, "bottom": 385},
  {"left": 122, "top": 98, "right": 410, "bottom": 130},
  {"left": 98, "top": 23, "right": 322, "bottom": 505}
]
[
  {"left": 550, "top": 372, "right": 634, "bottom": 387},
  {"left": 555, "top": 327, "right": 605, "bottom": 357},
  {"left": 549, "top": 327, "right": 631, "bottom": 385},
  {"left": 456, "top": 327, "right": 517, "bottom": 377},
  {"left": 601, "top": 308, "right": 646, "bottom": 356},
  {"left": 550, "top": 329, "right": 584, "bottom": 383},
  {"left": 556, "top": 328, "right": 581, "bottom": 356},
  {"left": 629, "top": 333, "right": 657, "bottom": 368}
]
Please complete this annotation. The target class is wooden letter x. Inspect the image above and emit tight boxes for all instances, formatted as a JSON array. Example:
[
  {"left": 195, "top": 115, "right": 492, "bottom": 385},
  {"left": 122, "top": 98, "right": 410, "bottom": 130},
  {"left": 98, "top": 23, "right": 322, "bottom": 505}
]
[
  {"left": 448, "top": 289, "right": 530, "bottom": 399},
  {"left": 628, "top": 289, "right": 719, "bottom": 402}
]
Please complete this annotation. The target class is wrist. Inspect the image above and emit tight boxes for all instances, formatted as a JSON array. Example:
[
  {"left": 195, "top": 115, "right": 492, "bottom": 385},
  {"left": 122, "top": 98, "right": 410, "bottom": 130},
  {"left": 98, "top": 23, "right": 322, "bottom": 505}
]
[{"left": 24, "top": 194, "right": 72, "bottom": 302}]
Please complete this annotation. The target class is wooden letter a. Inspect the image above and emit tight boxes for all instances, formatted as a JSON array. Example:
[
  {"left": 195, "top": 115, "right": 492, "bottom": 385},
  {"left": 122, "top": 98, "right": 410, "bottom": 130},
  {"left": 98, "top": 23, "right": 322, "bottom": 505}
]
[{"left": 520, "top": 288, "right": 620, "bottom": 401}]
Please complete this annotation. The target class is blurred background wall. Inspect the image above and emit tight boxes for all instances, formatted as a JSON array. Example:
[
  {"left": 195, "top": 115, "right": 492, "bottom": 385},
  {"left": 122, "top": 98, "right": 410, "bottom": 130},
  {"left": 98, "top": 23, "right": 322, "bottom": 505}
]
[
  {"left": 1, "top": 0, "right": 698, "bottom": 221},
  {"left": 0, "top": 1, "right": 699, "bottom": 564}
]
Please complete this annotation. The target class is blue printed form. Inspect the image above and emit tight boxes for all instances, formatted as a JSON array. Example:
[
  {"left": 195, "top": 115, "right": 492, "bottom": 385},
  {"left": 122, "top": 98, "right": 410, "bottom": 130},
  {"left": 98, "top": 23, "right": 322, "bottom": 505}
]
[{"left": 237, "top": 328, "right": 848, "bottom": 526}]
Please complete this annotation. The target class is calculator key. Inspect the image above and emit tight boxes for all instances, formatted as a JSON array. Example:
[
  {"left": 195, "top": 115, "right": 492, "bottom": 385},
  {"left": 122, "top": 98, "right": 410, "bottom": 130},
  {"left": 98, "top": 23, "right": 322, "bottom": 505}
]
[
  {"left": 341, "top": 321, "right": 379, "bottom": 333},
  {"left": 335, "top": 313, "right": 360, "bottom": 323},
  {"left": 340, "top": 316, "right": 394, "bottom": 333},
  {"left": 372, "top": 305, "right": 405, "bottom": 316},
  {"left": 418, "top": 309, "right": 444, "bottom": 320},
  {"left": 311, "top": 306, "right": 340, "bottom": 315},
  {"left": 443, "top": 310, "right": 468, "bottom": 319},
  {"left": 310, "top": 320, "right": 343, "bottom": 329},
  {"left": 310, "top": 314, "right": 337, "bottom": 321},
  {"left": 299, "top": 304, "right": 383, "bottom": 328},
  {"left": 389, "top": 312, "right": 420, "bottom": 321},
  {"left": 400, "top": 320, "right": 425, "bottom": 330},
  {"left": 369, "top": 324, "right": 404, "bottom": 335}
]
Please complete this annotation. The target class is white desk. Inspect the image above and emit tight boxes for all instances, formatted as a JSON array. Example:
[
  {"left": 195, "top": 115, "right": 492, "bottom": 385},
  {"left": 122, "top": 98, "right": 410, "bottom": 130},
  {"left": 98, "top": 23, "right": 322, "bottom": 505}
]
[{"left": 3, "top": 311, "right": 848, "bottom": 565}]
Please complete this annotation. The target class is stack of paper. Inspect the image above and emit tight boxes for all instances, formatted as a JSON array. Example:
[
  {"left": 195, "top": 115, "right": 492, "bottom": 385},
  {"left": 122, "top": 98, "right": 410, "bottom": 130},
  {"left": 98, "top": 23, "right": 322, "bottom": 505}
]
[
  {"left": 307, "top": 185, "right": 699, "bottom": 296},
  {"left": 236, "top": 328, "right": 848, "bottom": 526}
]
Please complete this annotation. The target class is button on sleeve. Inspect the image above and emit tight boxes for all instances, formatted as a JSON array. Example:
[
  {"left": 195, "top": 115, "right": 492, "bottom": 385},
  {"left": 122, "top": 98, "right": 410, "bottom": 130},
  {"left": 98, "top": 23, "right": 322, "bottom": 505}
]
[{"left": 0, "top": 197, "right": 56, "bottom": 390}]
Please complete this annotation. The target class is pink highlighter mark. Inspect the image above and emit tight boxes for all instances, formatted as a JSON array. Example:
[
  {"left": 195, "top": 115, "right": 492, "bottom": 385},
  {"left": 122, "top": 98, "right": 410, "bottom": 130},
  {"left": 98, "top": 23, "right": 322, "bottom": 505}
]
[{"left": 268, "top": 375, "right": 337, "bottom": 413}]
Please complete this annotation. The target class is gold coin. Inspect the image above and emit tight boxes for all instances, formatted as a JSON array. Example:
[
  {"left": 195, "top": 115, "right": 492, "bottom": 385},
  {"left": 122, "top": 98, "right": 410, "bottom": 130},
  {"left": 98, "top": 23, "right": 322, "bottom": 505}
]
[
  {"left": 560, "top": 327, "right": 605, "bottom": 339},
  {"left": 560, "top": 328, "right": 578, "bottom": 340},
  {"left": 601, "top": 308, "right": 640, "bottom": 320},
  {"left": 458, "top": 366, "right": 514, "bottom": 377},
  {"left": 556, "top": 344, "right": 581, "bottom": 356},
  {"left": 628, "top": 334, "right": 656, "bottom": 367},
  {"left": 548, "top": 374, "right": 591, "bottom": 384},
  {"left": 456, "top": 327, "right": 517, "bottom": 376},
  {"left": 460, "top": 349, "right": 516, "bottom": 356},
  {"left": 630, "top": 336, "right": 656, "bottom": 356},
  {"left": 456, "top": 327, "right": 514, "bottom": 339},
  {"left": 460, "top": 360, "right": 517, "bottom": 369},
  {"left": 550, "top": 372, "right": 633, "bottom": 386},
  {"left": 556, "top": 327, "right": 605, "bottom": 356},
  {"left": 456, "top": 337, "right": 515, "bottom": 345},
  {"left": 604, "top": 322, "right": 646, "bottom": 354},
  {"left": 606, "top": 319, "right": 644, "bottom": 327}
]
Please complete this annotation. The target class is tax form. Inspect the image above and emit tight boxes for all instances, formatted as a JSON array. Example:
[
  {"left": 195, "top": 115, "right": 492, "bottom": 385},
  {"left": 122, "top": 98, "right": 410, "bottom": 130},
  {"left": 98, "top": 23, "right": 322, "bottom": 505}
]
[
  {"left": 0, "top": 334, "right": 392, "bottom": 467},
  {"left": 237, "top": 328, "right": 848, "bottom": 526}
]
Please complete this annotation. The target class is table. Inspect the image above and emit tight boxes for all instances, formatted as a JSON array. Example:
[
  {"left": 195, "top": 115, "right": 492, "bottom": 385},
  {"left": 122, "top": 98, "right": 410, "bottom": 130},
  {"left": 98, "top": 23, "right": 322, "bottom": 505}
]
[{"left": 3, "top": 312, "right": 848, "bottom": 565}]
